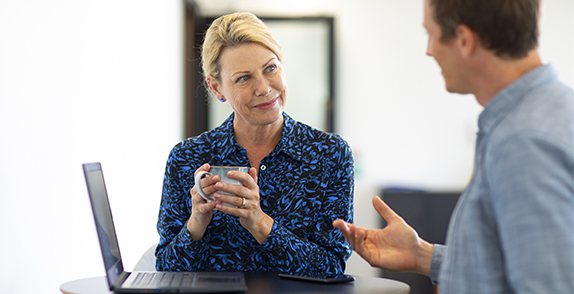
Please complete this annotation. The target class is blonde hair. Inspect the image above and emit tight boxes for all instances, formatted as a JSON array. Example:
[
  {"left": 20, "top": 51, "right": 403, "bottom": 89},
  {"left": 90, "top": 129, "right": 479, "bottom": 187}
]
[{"left": 201, "top": 12, "right": 283, "bottom": 81}]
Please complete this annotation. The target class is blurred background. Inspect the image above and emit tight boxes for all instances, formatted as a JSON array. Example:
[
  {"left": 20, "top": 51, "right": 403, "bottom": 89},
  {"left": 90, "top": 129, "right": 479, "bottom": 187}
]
[{"left": 1, "top": 0, "right": 572, "bottom": 293}]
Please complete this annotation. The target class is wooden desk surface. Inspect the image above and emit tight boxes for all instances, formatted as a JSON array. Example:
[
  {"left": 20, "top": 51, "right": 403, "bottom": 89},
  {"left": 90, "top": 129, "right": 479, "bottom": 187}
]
[{"left": 61, "top": 272, "right": 410, "bottom": 294}]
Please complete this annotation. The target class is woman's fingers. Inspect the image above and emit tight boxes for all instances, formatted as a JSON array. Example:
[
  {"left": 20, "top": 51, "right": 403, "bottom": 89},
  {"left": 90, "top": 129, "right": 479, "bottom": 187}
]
[
  {"left": 197, "top": 174, "right": 220, "bottom": 197},
  {"left": 194, "top": 163, "right": 211, "bottom": 176},
  {"left": 213, "top": 181, "right": 249, "bottom": 198},
  {"left": 225, "top": 169, "right": 258, "bottom": 189}
]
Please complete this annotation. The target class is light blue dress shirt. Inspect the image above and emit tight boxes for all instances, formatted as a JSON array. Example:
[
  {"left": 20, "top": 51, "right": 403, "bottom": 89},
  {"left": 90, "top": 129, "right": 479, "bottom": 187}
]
[{"left": 430, "top": 64, "right": 574, "bottom": 293}]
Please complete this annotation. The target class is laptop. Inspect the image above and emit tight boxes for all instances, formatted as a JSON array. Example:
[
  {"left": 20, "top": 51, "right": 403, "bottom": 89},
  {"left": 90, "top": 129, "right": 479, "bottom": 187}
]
[{"left": 82, "top": 162, "right": 248, "bottom": 293}]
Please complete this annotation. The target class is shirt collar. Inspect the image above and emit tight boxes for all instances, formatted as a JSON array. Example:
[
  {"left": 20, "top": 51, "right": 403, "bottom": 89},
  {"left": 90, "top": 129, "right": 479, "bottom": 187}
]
[
  {"left": 478, "top": 64, "right": 558, "bottom": 134},
  {"left": 212, "top": 112, "right": 304, "bottom": 163},
  {"left": 276, "top": 112, "right": 305, "bottom": 162},
  {"left": 210, "top": 113, "right": 242, "bottom": 162}
]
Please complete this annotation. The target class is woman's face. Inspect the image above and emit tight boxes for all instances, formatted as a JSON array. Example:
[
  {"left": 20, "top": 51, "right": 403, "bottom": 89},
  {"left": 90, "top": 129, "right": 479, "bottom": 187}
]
[{"left": 208, "top": 43, "right": 287, "bottom": 128}]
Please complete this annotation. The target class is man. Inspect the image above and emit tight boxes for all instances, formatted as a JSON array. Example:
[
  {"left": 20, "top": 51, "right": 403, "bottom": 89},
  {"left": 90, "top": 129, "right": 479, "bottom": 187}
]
[{"left": 333, "top": 0, "right": 574, "bottom": 293}]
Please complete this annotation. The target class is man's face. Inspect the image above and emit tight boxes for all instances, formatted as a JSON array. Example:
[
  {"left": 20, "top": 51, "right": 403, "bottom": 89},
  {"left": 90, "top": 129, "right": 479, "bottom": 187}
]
[{"left": 423, "top": 0, "right": 469, "bottom": 94}]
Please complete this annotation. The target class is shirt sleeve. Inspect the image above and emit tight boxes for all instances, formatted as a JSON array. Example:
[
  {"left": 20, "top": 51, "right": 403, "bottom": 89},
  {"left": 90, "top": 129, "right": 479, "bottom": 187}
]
[
  {"left": 430, "top": 244, "right": 446, "bottom": 285},
  {"left": 259, "top": 138, "right": 354, "bottom": 276},
  {"left": 487, "top": 132, "right": 574, "bottom": 293},
  {"left": 154, "top": 146, "right": 211, "bottom": 271}
]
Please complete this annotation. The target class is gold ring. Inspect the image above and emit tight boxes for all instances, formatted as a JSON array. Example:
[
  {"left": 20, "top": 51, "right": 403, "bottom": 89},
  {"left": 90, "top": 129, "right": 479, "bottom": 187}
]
[{"left": 240, "top": 197, "right": 246, "bottom": 209}]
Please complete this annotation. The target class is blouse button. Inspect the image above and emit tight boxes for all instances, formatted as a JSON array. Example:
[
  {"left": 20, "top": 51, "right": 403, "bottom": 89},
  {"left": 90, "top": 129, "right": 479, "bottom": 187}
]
[{"left": 260, "top": 165, "right": 267, "bottom": 171}]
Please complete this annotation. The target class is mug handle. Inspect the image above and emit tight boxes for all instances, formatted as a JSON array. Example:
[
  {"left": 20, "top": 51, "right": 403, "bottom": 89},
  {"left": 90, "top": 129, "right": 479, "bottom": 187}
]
[{"left": 194, "top": 170, "right": 213, "bottom": 202}]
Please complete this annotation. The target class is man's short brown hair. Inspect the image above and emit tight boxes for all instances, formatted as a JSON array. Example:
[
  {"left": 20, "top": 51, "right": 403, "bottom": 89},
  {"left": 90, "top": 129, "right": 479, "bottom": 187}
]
[{"left": 431, "top": 0, "right": 539, "bottom": 59}]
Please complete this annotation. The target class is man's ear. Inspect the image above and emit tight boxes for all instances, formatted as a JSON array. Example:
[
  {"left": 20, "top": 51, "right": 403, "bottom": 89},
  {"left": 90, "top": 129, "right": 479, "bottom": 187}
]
[{"left": 455, "top": 24, "right": 477, "bottom": 58}]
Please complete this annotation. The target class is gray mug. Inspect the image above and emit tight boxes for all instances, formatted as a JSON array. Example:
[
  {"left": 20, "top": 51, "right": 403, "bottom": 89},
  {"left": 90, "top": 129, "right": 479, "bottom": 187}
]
[{"left": 194, "top": 166, "right": 249, "bottom": 205}]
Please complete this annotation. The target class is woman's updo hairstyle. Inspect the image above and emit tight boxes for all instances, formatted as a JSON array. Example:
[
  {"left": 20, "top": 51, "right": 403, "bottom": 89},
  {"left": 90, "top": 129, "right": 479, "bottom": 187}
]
[{"left": 201, "top": 12, "right": 283, "bottom": 81}]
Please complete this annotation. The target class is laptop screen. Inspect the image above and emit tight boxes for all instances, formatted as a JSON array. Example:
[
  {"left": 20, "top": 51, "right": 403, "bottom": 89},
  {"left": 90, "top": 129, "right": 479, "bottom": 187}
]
[{"left": 83, "top": 163, "right": 124, "bottom": 287}]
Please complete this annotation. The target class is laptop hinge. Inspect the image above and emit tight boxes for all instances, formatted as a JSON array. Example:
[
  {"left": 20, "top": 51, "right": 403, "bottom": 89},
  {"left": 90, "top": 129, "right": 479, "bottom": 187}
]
[{"left": 111, "top": 271, "right": 131, "bottom": 290}]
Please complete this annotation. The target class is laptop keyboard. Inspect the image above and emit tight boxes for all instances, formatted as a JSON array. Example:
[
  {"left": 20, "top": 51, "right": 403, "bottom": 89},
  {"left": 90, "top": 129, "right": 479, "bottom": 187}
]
[{"left": 132, "top": 272, "right": 195, "bottom": 287}]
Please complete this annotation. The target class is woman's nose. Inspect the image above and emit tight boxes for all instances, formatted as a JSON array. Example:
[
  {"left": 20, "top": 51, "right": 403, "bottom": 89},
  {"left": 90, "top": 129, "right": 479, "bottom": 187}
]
[{"left": 254, "top": 76, "right": 271, "bottom": 96}]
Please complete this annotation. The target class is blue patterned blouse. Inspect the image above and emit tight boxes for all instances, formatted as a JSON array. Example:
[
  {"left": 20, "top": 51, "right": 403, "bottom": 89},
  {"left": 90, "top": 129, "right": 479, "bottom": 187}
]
[{"left": 155, "top": 112, "right": 354, "bottom": 276}]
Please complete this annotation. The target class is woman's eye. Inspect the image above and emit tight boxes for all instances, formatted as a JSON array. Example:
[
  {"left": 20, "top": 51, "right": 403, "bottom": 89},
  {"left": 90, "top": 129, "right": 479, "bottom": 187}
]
[
  {"left": 266, "top": 64, "right": 277, "bottom": 72},
  {"left": 236, "top": 76, "right": 249, "bottom": 83}
]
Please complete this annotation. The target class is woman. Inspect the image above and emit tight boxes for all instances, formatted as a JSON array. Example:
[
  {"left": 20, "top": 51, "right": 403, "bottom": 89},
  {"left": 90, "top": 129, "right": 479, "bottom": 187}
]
[{"left": 155, "top": 12, "right": 354, "bottom": 277}]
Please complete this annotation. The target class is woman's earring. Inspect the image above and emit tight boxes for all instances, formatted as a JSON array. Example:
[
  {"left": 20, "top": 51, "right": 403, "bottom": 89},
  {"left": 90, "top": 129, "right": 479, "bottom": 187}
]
[{"left": 220, "top": 97, "right": 226, "bottom": 102}]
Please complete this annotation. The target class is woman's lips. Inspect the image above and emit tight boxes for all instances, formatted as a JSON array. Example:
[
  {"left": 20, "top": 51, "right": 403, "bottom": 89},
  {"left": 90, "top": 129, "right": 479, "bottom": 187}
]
[{"left": 254, "top": 97, "right": 279, "bottom": 110}]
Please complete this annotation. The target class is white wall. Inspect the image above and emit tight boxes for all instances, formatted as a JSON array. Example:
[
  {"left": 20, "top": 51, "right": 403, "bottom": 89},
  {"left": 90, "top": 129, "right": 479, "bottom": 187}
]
[
  {"left": 1, "top": 1, "right": 573, "bottom": 293},
  {"left": 195, "top": 0, "right": 574, "bottom": 277},
  {"left": 0, "top": 1, "right": 183, "bottom": 293}
]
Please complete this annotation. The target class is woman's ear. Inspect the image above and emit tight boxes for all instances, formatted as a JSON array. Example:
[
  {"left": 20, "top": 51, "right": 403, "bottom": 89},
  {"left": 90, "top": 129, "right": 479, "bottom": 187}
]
[{"left": 206, "top": 76, "right": 223, "bottom": 99}]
